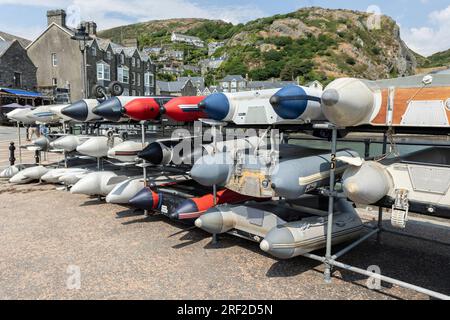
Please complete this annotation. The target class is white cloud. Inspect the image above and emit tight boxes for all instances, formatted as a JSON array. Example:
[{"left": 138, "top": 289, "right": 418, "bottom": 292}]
[
  {"left": 0, "top": 0, "right": 265, "bottom": 40},
  {"left": 402, "top": 5, "right": 450, "bottom": 56},
  {"left": 72, "top": 0, "right": 265, "bottom": 29}
]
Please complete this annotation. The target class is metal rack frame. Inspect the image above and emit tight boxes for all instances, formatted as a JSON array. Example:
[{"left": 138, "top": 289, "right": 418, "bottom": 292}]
[{"left": 300, "top": 124, "right": 450, "bottom": 300}]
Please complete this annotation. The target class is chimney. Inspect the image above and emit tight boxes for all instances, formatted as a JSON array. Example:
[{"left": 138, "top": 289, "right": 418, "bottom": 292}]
[
  {"left": 47, "top": 9, "right": 66, "bottom": 27},
  {"left": 81, "top": 21, "right": 97, "bottom": 36}
]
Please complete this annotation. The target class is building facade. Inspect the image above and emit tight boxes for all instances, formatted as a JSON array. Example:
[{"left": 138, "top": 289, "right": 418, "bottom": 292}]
[
  {"left": 0, "top": 39, "right": 37, "bottom": 91},
  {"left": 218, "top": 75, "right": 247, "bottom": 93},
  {"left": 27, "top": 9, "right": 156, "bottom": 102}
]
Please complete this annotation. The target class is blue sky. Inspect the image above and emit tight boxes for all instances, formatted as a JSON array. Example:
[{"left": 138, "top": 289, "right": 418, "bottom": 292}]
[{"left": 0, "top": 0, "right": 449, "bottom": 56}]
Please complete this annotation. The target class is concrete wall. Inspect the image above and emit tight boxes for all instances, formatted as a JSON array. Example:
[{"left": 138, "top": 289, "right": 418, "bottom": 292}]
[
  {"left": 27, "top": 24, "right": 83, "bottom": 101},
  {"left": 0, "top": 41, "right": 37, "bottom": 90}
]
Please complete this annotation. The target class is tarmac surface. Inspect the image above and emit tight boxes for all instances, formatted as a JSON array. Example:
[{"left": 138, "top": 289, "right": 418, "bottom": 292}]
[
  {"left": 0, "top": 181, "right": 449, "bottom": 300},
  {"left": 0, "top": 125, "right": 449, "bottom": 300},
  {"left": 0, "top": 125, "right": 63, "bottom": 170}
]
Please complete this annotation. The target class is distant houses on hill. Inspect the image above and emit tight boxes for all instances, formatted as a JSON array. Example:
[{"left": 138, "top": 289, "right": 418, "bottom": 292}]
[
  {"left": 171, "top": 32, "right": 204, "bottom": 48},
  {"left": 155, "top": 74, "right": 323, "bottom": 97}
]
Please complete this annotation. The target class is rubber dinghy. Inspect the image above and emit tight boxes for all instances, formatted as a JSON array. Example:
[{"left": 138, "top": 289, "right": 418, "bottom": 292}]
[
  {"left": 195, "top": 196, "right": 363, "bottom": 259},
  {"left": 0, "top": 164, "right": 34, "bottom": 179},
  {"left": 9, "top": 165, "right": 49, "bottom": 184},
  {"left": 341, "top": 147, "right": 450, "bottom": 222},
  {"left": 191, "top": 144, "right": 359, "bottom": 199}
]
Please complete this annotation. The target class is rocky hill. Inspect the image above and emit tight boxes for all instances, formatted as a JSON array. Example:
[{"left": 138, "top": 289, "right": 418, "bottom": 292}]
[{"left": 98, "top": 7, "right": 428, "bottom": 84}]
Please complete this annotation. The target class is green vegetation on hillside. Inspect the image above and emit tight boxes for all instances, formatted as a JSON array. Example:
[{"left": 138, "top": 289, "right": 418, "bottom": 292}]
[
  {"left": 97, "top": 7, "right": 443, "bottom": 85},
  {"left": 420, "top": 49, "right": 450, "bottom": 68}
]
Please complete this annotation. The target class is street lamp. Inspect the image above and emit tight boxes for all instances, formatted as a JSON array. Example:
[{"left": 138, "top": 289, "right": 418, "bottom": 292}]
[{"left": 71, "top": 25, "right": 93, "bottom": 99}]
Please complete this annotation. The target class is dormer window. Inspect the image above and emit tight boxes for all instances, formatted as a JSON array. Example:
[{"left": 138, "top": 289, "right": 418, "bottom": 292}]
[
  {"left": 131, "top": 57, "right": 136, "bottom": 67},
  {"left": 91, "top": 46, "right": 96, "bottom": 56},
  {"left": 136, "top": 58, "right": 140, "bottom": 68},
  {"left": 120, "top": 54, "right": 125, "bottom": 64},
  {"left": 106, "top": 51, "right": 112, "bottom": 60}
]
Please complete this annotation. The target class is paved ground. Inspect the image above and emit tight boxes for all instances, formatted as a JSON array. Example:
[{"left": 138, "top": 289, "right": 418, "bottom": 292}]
[
  {"left": 0, "top": 125, "right": 63, "bottom": 170},
  {"left": 0, "top": 125, "right": 449, "bottom": 300},
  {"left": 0, "top": 181, "right": 449, "bottom": 300}
]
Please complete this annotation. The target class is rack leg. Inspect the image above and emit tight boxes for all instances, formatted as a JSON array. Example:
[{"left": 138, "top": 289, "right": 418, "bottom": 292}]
[
  {"left": 324, "top": 127, "right": 338, "bottom": 283},
  {"left": 211, "top": 184, "right": 218, "bottom": 244},
  {"left": 141, "top": 121, "right": 148, "bottom": 218},
  {"left": 17, "top": 122, "right": 22, "bottom": 164},
  {"left": 377, "top": 132, "right": 388, "bottom": 244}
]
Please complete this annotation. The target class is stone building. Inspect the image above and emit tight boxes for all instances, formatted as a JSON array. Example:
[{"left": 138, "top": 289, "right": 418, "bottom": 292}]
[
  {"left": 0, "top": 38, "right": 37, "bottom": 91},
  {"left": 27, "top": 9, "right": 156, "bottom": 102}
]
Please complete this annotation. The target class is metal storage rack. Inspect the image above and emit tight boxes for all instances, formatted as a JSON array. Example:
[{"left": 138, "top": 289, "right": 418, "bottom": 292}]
[{"left": 298, "top": 123, "right": 450, "bottom": 300}]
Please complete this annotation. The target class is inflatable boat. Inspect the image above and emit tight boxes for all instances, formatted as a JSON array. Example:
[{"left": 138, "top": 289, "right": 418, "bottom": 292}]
[{"left": 195, "top": 195, "right": 363, "bottom": 259}]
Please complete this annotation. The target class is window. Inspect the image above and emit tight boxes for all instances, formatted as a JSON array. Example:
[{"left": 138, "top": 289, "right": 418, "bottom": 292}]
[
  {"left": 136, "top": 58, "right": 140, "bottom": 68},
  {"left": 118, "top": 66, "right": 129, "bottom": 83},
  {"left": 131, "top": 57, "right": 135, "bottom": 67},
  {"left": 51, "top": 53, "right": 57, "bottom": 67},
  {"left": 106, "top": 51, "right": 112, "bottom": 60},
  {"left": 137, "top": 73, "right": 141, "bottom": 86},
  {"left": 52, "top": 78, "right": 57, "bottom": 86},
  {"left": 14, "top": 72, "right": 22, "bottom": 88},
  {"left": 145, "top": 87, "right": 151, "bottom": 96},
  {"left": 131, "top": 72, "right": 136, "bottom": 85},
  {"left": 91, "top": 46, "right": 96, "bottom": 56},
  {"left": 132, "top": 89, "right": 136, "bottom": 96},
  {"left": 120, "top": 54, "right": 125, "bottom": 64},
  {"left": 97, "top": 62, "right": 110, "bottom": 81},
  {"left": 144, "top": 72, "right": 154, "bottom": 87}
]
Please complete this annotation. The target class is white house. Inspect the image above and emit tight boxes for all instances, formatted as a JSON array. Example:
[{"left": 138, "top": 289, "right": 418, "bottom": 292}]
[{"left": 171, "top": 32, "right": 204, "bottom": 48}]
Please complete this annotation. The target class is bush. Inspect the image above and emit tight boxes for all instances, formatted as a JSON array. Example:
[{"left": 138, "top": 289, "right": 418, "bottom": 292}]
[
  {"left": 371, "top": 47, "right": 382, "bottom": 55},
  {"left": 263, "top": 50, "right": 283, "bottom": 61},
  {"left": 280, "top": 59, "right": 314, "bottom": 81},
  {"left": 346, "top": 57, "right": 356, "bottom": 65}
]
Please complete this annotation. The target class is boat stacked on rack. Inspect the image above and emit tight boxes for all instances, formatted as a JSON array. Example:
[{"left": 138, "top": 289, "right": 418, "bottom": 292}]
[{"left": 3, "top": 73, "right": 449, "bottom": 263}]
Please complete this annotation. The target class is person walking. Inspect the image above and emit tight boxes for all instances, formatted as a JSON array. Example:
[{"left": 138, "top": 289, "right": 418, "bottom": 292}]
[{"left": 28, "top": 123, "right": 40, "bottom": 141}]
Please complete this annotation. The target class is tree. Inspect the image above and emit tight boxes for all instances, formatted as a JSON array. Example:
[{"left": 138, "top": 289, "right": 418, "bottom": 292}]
[
  {"left": 280, "top": 59, "right": 314, "bottom": 81},
  {"left": 222, "top": 56, "right": 248, "bottom": 75}
]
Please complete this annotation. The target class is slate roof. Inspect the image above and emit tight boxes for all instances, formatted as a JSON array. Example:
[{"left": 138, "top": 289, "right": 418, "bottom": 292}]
[
  {"left": 220, "top": 75, "right": 246, "bottom": 82},
  {"left": 88, "top": 38, "right": 151, "bottom": 62},
  {"left": 178, "top": 76, "right": 205, "bottom": 90},
  {"left": 0, "top": 40, "right": 13, "bottom": 57},
  {"left": 0, "top": 31, "right": 31, "bottom": 48},
  {"left": 157, "top": 80, "right": 190, "bottom": 93}
]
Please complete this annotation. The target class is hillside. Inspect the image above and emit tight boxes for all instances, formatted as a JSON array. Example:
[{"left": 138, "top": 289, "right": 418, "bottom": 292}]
[
  {"left": 97, "top": 18, "right": 234, "bottom": 46},
  {"left": 420, "top": 48, "right": 450, "bottom": 68},
  {"left": 98, "top": 7, "right": 423, "bottom": 84}
]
